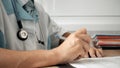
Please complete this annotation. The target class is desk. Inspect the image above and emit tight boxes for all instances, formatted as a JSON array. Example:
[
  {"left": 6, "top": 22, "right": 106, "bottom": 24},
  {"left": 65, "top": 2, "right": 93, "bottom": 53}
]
[
  {"left": 103, "top": 50, "right": 120, "bottom": 57},
  {"left": 45, "top": 50, "right": 120, "bottom": 68}
]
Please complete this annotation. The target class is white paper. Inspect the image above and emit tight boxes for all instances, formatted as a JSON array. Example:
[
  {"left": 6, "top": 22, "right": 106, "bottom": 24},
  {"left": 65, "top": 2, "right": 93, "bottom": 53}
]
[{"left": 70, "top": 56, "right": 120, "bottom": 68}]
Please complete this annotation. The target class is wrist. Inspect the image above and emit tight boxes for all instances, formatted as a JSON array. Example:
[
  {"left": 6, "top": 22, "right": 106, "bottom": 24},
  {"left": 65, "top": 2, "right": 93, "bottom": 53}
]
[{"left": 50, "top": 48, "right": 65, "bottom": 64}]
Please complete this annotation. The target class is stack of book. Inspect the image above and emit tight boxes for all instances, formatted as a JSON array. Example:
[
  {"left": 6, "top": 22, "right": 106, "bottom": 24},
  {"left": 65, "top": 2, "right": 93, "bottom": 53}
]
[{"left": 93, "top": 34, "right": 120, "bottom": 49}]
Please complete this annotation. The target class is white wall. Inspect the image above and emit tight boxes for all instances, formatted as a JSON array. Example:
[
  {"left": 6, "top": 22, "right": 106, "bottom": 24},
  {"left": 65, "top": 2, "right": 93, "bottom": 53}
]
[{"left": 40, "top": 0, "right": 120, "bottom": 32}]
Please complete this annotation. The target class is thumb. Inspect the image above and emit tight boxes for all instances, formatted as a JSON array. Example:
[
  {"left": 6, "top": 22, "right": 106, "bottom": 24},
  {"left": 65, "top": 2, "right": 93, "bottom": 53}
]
[{"left": 75, "top": 28, "right": 87, "bottom": 34}]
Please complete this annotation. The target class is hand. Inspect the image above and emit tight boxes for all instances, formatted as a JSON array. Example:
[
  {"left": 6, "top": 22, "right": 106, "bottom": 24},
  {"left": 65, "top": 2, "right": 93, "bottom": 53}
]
[
  {"left": 52, "top": 28, "right": 91, "bottom": 63},
  {"left": 83, "top": 47, "right": 103, "bottom": 58}
]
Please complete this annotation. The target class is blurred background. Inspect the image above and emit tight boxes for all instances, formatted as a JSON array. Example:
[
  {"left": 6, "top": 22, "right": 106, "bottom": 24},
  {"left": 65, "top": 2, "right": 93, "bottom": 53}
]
[{"left": 38, "top": 0, "right": 120, "bottom": 36}]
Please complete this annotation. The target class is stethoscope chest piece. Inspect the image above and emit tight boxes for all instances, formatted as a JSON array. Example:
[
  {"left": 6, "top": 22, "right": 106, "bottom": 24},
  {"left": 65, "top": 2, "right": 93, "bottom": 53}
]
[{"left": 17, "top": 29, "right": 28, "bottom": 40}]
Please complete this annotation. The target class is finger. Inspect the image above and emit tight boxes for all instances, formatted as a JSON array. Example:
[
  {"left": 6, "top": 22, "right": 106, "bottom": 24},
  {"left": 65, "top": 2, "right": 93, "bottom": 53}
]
[
  {"left": 76, "top": 40, "right": 86, "bottom": 57},
  {"left": 81, "top": 49, "right": 86, "bottom": 58},
  {"left": 75, "top": 28, "right": 87, "bottom": 34},
  {"left": 98, "top": 48, "right": 104, "bottom": 57},
  {"left": 74, "top": 55, "right": 81, "bottom": 60},
  {"left": 80, "top": 39, "right": 90, "bottom": 53},
  {"left": 83, "top": 52, "right": 89, "bottom": 58},
  {"left": 74, "top": 44, "right": 85, "bottom": 60},
  {"left": 89, "top": 48, "right": 96, "bottom": 58},
  {"left": 80, "top": 41, "right": 90, "bottom": 58},
  {"left": 74, "top": 38, "right": 90, "bottom": 53},
  {"left": 96, "top": 49, "right": 102, "bottom": 57},
  {"left": 73, "top": 39, "right": 85, "bottom": 53},
  {"left": 72, "top": 36, "right": 89, "bottom": 58}
]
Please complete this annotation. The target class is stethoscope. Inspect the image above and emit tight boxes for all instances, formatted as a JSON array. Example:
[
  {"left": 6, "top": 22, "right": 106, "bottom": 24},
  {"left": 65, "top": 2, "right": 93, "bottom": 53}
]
[
  {"left": 17, "top": 20, "right": 28, "bottom": 41},
  {"left": 13, "top": 0, "right": 45, "bottom": 45},
  {"left": 11, "top": 0, "right": 28, "bottom": 41},
  {"left": 17, "top": 19, "right": 45, "bottom": 45}
]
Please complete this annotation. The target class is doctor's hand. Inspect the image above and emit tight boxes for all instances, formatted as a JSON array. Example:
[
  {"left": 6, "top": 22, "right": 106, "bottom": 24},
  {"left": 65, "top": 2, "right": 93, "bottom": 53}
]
[{"left": 51, "top": 28, "right": 91, "bottom": 63}]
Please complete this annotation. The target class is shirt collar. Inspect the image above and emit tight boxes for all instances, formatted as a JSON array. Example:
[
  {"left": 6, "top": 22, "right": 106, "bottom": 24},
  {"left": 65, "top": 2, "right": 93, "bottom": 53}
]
[{"left": 20, "top": 0, "right": 29, "bottom": 6}]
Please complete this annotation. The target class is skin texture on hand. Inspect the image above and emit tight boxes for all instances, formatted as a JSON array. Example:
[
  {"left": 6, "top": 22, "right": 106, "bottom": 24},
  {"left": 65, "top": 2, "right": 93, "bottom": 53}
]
[
  {"left": 62, "top": 28, "right": 104, "bottom": 58},
  {"left": 52, "top": 28, "right": 91, "bottom": 63}
]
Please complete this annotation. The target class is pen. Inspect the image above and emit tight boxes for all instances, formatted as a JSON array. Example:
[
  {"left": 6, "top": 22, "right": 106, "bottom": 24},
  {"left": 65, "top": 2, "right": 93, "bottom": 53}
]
[{"left": 90, "top": 39, "right": 102, "bottom": 49}]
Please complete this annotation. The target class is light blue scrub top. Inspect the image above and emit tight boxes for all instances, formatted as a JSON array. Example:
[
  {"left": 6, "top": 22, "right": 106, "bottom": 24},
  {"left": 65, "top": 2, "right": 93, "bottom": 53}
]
[{"left": 0, "top": 0, "right": 67, "bottom": 50}]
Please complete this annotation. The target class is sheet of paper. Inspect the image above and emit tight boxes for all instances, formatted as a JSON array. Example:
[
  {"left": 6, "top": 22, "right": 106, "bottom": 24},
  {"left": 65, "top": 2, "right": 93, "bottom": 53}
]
[{"left": 70, "top": 56, "right": 120, "bottom": 68}]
